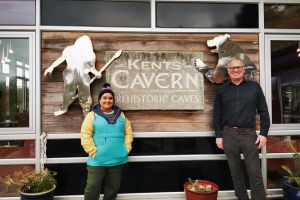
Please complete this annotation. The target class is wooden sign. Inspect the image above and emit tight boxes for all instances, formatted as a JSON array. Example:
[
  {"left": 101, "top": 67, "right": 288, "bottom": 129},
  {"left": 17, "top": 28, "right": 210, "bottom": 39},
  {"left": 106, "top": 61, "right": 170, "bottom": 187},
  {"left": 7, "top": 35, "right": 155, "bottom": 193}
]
[{"left": 106, "top": 51, "right": 204, "bottom": 110}]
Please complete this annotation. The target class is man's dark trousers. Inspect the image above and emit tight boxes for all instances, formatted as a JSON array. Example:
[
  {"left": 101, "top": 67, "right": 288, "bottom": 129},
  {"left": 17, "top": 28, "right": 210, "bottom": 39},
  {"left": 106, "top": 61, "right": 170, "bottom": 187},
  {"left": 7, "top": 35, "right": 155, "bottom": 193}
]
[{"left": 222, "top": 128, "right": 266, "bottom": 200}]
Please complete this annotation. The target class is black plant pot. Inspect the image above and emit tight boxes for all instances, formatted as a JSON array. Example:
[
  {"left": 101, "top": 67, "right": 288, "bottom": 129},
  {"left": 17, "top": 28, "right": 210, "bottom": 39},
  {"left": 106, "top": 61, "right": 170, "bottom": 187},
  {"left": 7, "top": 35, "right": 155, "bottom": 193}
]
[
  {"left": 20, "top": 185, "right": 56, "bottom": 200},
  {"left": 282, "top": 179, "right": 300, "bottom": 200}
]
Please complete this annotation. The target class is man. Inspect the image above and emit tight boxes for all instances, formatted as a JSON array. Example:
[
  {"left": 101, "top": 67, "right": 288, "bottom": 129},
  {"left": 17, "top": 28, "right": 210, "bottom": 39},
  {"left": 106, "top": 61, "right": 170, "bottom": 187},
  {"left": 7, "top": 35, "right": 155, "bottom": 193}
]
[{"left": 214, "top": 58, "right": 270, "bottom": 200}]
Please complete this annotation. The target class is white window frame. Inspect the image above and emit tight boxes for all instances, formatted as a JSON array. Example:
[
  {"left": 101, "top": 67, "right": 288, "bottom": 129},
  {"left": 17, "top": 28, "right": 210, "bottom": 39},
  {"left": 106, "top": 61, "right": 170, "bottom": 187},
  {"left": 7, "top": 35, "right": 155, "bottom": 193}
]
[
  {"left": 0, "top": 32, "right": 35, "bottom": 134},
  {"left": 265, "top": 34, "right": 300, "bottom": 131}
]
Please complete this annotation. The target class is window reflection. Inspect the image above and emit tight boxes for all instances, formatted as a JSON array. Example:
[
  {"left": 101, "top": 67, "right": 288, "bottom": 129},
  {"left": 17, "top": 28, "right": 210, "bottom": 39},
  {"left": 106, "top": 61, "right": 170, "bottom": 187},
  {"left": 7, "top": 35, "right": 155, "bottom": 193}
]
[
  {"left": 46, "top": 161, "right": 233, "bottom": 195},
  {"left": 0, "top": 1, "right": 35, "bottom": 25},
  {"left": 47, "top": 139, "right": 86, "bottom": 158},
  {"left": 267, "top": 136, "right": 300, "bottom": 188},
  {"left": 131, "top": 137, "right": 223, "bottom": 155},
  {"left": 267, "top": 158, "right": 292, "bottom": 189},
  {"left": 265, "top": 4, "right": 300, "bottom": 29},
  {"left": 41, "top": 0, "right": 150, "bottom": 27},
  {"left": 0, "top": 165, "right": 35, "bottom": 197},
  {"left": 267, "top": 136, "right": 300, "bottom": 153},
  {"left": 0, "top": 140, "right": 34, "bottom": 158},
  {"left": 0, "top": 38, "right": 29, "bottom": 127},
  {"left": 156, "top": 3, "right": 258, "bottom": 28},
  {"left": 46, "top": 138, "right": 224, "bottom": 158},
  {"left": 271, "top": 40, "right": 300, "bottom": 124}
]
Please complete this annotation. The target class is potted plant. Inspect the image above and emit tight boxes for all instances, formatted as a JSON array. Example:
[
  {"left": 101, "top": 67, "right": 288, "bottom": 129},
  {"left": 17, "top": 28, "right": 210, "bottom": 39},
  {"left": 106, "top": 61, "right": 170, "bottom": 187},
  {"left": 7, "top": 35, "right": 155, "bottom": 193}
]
[
  {"left": 183, "top": 178, "right": 219, "bottom": 200},
  {"left": 0, "top": 168, "right": 57, "bottom": 200},
  {"left": 281, "top": 141, "right": 300, "bottom": 200}
]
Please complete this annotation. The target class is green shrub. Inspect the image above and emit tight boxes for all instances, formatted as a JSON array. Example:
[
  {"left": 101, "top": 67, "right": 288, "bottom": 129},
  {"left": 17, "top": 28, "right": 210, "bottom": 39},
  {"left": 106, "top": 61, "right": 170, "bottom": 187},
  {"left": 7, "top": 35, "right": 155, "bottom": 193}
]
[
  {"left": 186, "top": 178, "right": 213, "bottom": 193},
  {"left": 282, "top": 142, "right": 300, "bottom": 189},
  {"left": 0, "top": 168, "right": 56, "bottom": 193}
]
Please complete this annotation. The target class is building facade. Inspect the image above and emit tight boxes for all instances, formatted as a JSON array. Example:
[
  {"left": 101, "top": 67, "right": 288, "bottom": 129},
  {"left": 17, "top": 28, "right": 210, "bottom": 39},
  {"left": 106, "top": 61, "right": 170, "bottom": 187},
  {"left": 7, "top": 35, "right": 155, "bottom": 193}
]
[{"left": 1, "top": 0, "right": 300, "bottom": 199}]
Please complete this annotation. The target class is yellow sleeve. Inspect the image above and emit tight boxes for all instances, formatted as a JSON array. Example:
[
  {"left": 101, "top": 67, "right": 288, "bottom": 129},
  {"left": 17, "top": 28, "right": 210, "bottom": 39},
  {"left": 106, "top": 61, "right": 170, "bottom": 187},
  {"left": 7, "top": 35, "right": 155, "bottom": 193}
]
[
  {"left": 121, "top": 112, "right": 133, "bottom": 153},
  {"left": 80, "top": 112, "right": 97, "bottom": 158}
]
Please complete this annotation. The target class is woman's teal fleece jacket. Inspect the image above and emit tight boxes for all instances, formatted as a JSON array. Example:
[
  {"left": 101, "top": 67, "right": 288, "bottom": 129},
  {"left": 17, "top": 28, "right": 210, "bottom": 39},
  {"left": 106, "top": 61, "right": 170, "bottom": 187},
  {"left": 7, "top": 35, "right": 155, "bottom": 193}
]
[{"left": 81, "top": 105, "right": 133, "bottom": 166}]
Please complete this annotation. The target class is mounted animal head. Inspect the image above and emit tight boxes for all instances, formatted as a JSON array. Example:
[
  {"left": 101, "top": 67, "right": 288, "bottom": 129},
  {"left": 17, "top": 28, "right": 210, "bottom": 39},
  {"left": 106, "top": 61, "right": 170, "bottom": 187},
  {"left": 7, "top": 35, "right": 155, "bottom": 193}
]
[{"left": 206, "top": 34, "right": 257, "bottom": 82}]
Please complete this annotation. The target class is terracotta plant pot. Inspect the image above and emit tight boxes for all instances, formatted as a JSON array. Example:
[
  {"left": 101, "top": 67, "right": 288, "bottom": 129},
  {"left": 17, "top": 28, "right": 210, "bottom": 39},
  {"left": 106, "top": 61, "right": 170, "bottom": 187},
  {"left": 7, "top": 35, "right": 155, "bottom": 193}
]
[{"left": 183, "top": 180, "right": 218, "bottom": 200}]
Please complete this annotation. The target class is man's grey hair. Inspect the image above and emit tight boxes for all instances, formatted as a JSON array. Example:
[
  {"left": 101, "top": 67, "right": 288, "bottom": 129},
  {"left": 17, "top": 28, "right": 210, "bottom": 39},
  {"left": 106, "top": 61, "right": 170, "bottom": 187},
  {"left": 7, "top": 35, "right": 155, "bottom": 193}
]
[{"left": 227, "top": 57, "right": 245, "bottom": 68}]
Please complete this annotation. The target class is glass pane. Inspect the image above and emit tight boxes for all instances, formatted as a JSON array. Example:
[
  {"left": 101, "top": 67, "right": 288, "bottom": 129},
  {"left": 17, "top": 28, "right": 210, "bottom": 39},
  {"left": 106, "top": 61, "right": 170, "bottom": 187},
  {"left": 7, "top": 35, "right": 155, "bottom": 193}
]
[
  {"left": 46, "top": 161, "right": 235, "bottom": 195},
  {"left": 0, "top": 1, "right": 35, "bottom": 25},
  {"left": 0, "top": 38, "right": 30, "bottom": 127},
  {"left": 267, "top": 159, "right": 292, "bottom": 189},
  {"left": 131, "top": 137, "right": 223, "bottom": 155},
  {"left": 267, "top": 136, "right": 300, "bottom": 188},
  {"left": 0, "top": 140, "right": 35, "bottom": 158},
  {"left": 271, "top": 40, "right": 300, "bottom": 124},
  {"left": 267, "top": 136, "right": 300, "bottom": 153},
  {"left": 156, "top": 3, "right": 258, "bottom": 28},
  {"left": 47, "top": 138, "right": 224, "bottom": 158},
  {"left": 0, "top": 165, "right": 35, "bottom": 197},
  {"left": 41, "top": 0, "right": 150, "bottom": 27},
  {"left": 121, "top": 161, "right": 235, "bottom": 193},
  {"left": 16, "top": 67, "right": 22, "bottom": 77},
  {"left": 265, "top": 4, "right": 300, "bottom": 29},
  {"left": 46, "top": 164, "right": 86, "bottom": 195},
  {"left": 47, "top": 139, "right": 86, "bottom": 158},
  {"left": 24, "top": 70, "right": 29, "bottom": 79}
]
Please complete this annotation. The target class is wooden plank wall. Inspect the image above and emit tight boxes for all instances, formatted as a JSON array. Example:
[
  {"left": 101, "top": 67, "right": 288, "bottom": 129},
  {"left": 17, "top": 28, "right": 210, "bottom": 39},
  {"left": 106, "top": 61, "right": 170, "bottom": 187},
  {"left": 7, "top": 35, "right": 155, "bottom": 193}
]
[{"left": 41, "top": 32, "right": 259, "bottom": 134}]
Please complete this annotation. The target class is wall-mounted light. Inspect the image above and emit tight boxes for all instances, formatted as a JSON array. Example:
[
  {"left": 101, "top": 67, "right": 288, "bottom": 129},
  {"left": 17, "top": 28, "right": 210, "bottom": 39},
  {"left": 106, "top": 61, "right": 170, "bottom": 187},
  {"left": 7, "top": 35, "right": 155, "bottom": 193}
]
[
  {"left": 9, "top": 40, "right": 13, "bottom": 54},
  {"left": 4, "top": 47, "right": 11, "bottom": 63},
  {"left": 17, "top": 61, "right": 23, "bottom": 66},
  {"left": 1, "top": 48, "right": 5, "bottom": 64}
]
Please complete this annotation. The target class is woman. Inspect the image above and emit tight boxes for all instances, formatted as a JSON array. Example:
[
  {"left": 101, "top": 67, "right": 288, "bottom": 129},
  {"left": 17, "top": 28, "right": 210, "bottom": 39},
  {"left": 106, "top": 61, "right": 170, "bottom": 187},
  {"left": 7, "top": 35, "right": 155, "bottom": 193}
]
[{"left": 81, "top": 82, "right": 133, "bottom": 200}]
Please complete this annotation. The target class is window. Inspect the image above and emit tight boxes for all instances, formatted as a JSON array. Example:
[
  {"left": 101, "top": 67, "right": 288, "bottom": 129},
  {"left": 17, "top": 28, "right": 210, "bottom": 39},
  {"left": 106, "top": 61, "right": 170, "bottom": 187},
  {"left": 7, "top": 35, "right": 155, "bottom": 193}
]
[
  {"left": 268, "top": 39, "right": 300, "bottom": 124},
  {"left": 0, "top": 33, "right": 34, "bottom": 132},
  {"left": 266, "top": 135, "right": 300, "bottom": 189},
  {"left": 156, "top": 2, "right": 258, "bottom": 28},
  {"left": 46, "top": 137, "right": 223, "bottom": 158},
  {"left": 0, "top": 165, "right": 35, "bottom": 196},
  {"left": 0, "top": 140, "right": 35, "bottom": 158},
  {"left": 41, "top": 0, "right": 151, "bottom": 27},
  {"left": 265, "top": 4, "right": 300, "bottom": 29},
  {"left": 131, "top": 137, "right": 223, "bottom": 155},
  {"left": 46, "top": 161, "right": 234, "bottom": 195},
  {"left": 0, "top": 0, "right": 35, "bottom": 25}
]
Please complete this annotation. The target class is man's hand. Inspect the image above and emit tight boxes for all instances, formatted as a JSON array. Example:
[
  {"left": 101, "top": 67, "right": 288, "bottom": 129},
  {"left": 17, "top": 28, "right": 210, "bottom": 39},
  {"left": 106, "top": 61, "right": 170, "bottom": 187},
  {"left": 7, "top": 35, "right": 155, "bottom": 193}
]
[
  {"left": 216, "top": 138, "right": 223, "bottom": 149},
  {"left": 255, "top": 135, "right": 267, "bottom": 149}
]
